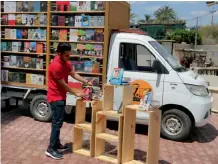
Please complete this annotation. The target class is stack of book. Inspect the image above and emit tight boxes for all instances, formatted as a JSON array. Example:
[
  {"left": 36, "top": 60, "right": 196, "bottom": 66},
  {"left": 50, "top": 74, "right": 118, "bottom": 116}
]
[{"left": 71, "top": 60, "right": 100, "bottom": 73}]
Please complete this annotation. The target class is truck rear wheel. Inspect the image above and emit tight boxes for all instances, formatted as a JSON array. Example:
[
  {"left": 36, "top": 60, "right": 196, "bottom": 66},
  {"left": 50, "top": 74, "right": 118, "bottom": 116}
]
[
  {"left": 30, "top": 95, "right": 52, "bottom": 122},
  {"left": 161, "top": 109, "right": 192, "bottom": 141}
]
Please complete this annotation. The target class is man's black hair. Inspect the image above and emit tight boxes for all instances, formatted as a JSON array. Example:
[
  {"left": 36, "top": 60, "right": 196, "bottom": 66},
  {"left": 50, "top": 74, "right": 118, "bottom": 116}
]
[{"left": 56, "top": 43, "right": 71, "bottom": 53}]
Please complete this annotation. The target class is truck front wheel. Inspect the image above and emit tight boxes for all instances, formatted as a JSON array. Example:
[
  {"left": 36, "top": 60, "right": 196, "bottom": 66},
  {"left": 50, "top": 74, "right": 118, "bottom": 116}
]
[
  {"left": 161, "top": 109, "right": 192, "bottom": 141},
  {"left": 30, "top": 95, "right": 52, "bottom": 122}
]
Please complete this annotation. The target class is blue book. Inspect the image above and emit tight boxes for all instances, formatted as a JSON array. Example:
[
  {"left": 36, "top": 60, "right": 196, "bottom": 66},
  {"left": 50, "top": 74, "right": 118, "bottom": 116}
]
[
  {"left": 34, "top": 1, "right": 40, "bottom": 12},
  {"left": 16, "top": 29, "right": 22, "bottom": 39},
  {"left": 109, "top": 68, "right": 124, "bottom": 85},
  {"left": 1, "top": 42, "right": 7, "bottom": 51},
  {"left": 30, "top": 42, "right": 36, "bottom": 52},
  {"left": 82, "top": 15, "right": 90, "bottom": 27}
]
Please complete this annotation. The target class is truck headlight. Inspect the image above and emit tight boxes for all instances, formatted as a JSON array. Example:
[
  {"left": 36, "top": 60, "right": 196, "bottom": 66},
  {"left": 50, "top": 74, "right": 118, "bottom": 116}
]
[{"left": 185, "top": 84, "right": 208, "bottom": 97}]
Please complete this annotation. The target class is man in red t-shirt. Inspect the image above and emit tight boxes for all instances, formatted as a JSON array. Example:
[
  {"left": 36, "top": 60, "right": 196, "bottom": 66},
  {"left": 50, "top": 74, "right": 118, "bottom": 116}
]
[{"left": 45, "top": 43, "right": 92, "bottom": 160}]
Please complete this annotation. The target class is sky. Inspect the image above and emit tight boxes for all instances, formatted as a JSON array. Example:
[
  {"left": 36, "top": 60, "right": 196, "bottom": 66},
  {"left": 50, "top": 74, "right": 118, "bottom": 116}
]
[{"left": 128, "top": 1, "right": 218, "bottom": 27}]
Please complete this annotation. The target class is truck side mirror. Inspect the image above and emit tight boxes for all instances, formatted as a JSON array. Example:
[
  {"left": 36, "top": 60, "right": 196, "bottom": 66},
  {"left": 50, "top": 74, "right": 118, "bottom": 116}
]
[{"left": 152, "top": 59, "right": 163, "bottom": 74}]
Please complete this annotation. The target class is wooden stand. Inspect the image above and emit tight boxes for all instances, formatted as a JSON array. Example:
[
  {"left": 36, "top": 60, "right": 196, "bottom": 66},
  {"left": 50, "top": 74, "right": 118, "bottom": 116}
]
[
  {"left": 73, "top": 99, "right": 102, "bottom": 157},
  {"left": 95, "top": 84, "right": 133, "bottom": 164},
  {"left": 122, "top": 105, "right": 161, "bottom": 164}
]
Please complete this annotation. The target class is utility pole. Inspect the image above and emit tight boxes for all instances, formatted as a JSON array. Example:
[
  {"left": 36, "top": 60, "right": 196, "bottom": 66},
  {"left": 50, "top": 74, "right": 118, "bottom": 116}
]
[
  {"left": 210, "top": 7, "right": 216, "bottom": 26},
  {"left": 194, "top": 17, "right": 198, "bottom": 50}
]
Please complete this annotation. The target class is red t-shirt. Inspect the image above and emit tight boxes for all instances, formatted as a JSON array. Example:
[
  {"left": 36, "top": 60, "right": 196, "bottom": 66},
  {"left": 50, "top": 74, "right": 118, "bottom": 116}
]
[{"left": 47, "top": 55, "right": 72, "bottom": 103}]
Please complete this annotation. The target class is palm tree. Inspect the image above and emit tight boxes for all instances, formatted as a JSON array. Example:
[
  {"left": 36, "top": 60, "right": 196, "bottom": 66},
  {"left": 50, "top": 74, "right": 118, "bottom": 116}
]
[
  {"left": 130, "top": 9, "right": 137, "bottom": 24},
  {"left": 144, "top": 14, "right": 152, "bottom": 23},
  {"left": 154, "top": 5, "right": 177, "bottom": 23}
]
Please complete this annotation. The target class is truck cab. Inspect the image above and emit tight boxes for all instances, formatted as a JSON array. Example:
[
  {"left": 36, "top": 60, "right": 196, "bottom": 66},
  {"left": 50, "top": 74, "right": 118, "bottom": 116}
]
[{"left": 106, "top": 30, "right": 212, "bottom": 141}]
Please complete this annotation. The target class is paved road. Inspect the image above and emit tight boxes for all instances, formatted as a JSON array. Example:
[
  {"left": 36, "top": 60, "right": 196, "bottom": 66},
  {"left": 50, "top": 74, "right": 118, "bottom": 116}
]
[{"left": 1, "top": 106, "right": 218, "bottom": 164}]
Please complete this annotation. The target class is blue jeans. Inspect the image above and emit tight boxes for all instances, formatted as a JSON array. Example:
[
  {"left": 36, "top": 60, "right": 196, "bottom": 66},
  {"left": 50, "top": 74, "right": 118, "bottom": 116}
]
[{"left": 48, "top": 100, "right": 65, "bottom": 150}]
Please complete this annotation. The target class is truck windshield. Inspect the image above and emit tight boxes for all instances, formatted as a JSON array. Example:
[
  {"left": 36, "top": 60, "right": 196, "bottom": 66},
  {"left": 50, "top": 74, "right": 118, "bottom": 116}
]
[{"left": 149, "top": 41, "right": 187, "bottom": 72}]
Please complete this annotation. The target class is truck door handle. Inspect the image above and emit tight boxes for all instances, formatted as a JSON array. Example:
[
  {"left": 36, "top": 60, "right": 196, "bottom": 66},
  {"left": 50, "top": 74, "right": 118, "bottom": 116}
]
[{"left": 170, "top": 83, "right": 178, "bottom": 86}]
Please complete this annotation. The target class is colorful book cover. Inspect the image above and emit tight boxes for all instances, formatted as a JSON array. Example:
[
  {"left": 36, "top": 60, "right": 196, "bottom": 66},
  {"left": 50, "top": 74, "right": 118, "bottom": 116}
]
[
  {"left": 97, "top": 16, "right": 104, "bottom": 26},
  {"left": 70, "top": 43, "right": 78, "bottom": 54},
  {"left": 51, "top": 15, "right": 58, "bottom": 26},
  {"left": 56, "top": 1, "right": 70, "bottom": 11},
  {"left": 91, "top": 1, "right": 97, "bottom": 10},
  {"left": 31, "top": 74, "right": 39, "bottom": 85},
  {"left": 19, "top": 72, "right": 26, "bottom": 83},
  {"left": 68, "top": 16, "right": 75, "bottom": 26},
  {"left": 22, "top": 1, "right": 29, "bottom": 12},
  {"left": 22, "top": 14, "right": 28, "bottom": 25},
  {"left": 85, "top": 44, "right": 94, "bottom": 56},
  {"left": 22, "top": 29, "right": 28, "bottom": 39},
  {"left": 37, "top": 75, "right": 44, "bottom": 85},
  {"left": 8, "top": 14, "right": 16, "bottom": 25},
  {"left": 2, "top": 15, "right": 8, "bottom": 25},
  {"left": 69, "top": 29, "right": 78, "bottom": 41},
  {"left": 40, "top": 15, "right": 46, "bottom": 26},
  {"left": 51, "top": 30, "right": 59, "bottom": 40},
  {"left": 84, "top": 61, "right": 93, "bottom": 73},
  {"left": 58, "top": 16, "right": 65, "bottom": 26},
  {"left": 77, "top": 44, "right": 85, "bottom": 55},
  {"left": 23, "top": 57, "right": 31, "bottom": 68},
  {"left": 4, "top": 2, "right": 10, "bottom": 12},
  {"left": 40, "top": 29, "right": 46, "bottom": 40},
  {"left": 28, "top": 29, "right": 35, "bottom": 39},
  {"left": 5, "top": 28, "right": 11, "bottom": 38},
  {"left": 51, "top": 42, "right": 58, "bottom": 53},
  {"left": 30, "top": 58, "right": 37, "bottom": 68},
  {"left": 3, "top": 56, "right": 10, "bottom": 66},
  {"left": 81, "top": 15, "right": 90, "bottom": 26},
  {"left": 8, "top": 72, "right": 14, "bottom": 82},
  {"left": 94, "top": 44, "right": 103, "bottom": 57},
  {"left": 109, "top": 68, "right": 124, "bottom": 85},
  {"left": 96, "top": 1, "right": 105, "bottom": 11},
  {"left": 12, "top": 42, "right": 19, "bottom": 52},
  {"left": 77, "top": 1, "right": 90, "bottom": 11},
  {"left": 16, "top": 56, "right": 24, "bottom": 67},
  {"left": 10, "top": 55, "right": 17, "bottom": 66},
  {"left": 1, "top": 70, "right": 9, "bottom": 82},
  {"left": 36, "top": 43, "right": 44, "bottom": 53},
  {"left": 32, "top": 29, "right": 42, "bottom": 40},
  {"left": 16, "top": 1, "right": 22, "bottom": 12},
  {"left": 90, "top": 16, "right": 97, "bottom": 26},
  {"left": 7, "top": 42, "right": 12, "bottom": 51},
  {"left": 59, "top": 29, "right": 68, "bottom": 41},
  {"left": 28, "top": 15, "right": 34, "bottom": 26},
  {"left": 75, "top": 16, "right": 82, "bottom": 27},
  {"left": 16, "top": 14, "right": 22, "bottom": 25},
  {"left": 78, "top": 29, "right": 86, "bottom": 41},
  {"left": 92, "top": 62, "right": 100, "bottom": 73},
  {"left": 11, "top": 29, "right": 17, "bottom": 39},
  {"left": 13, "top": 72, "right": 20, "bottom": 82},
  {"left": 40, "top": 2, "right": 47, "bottom": 12},
  {"left": 36, "top": 58, "right": 43, "bottom": 69},
  {"left": 94, "top": 29, "right": 104, "bottom": 42},
  {"left": 30, "top": 42, "right": 37, "bottom": 52},
  {"left": 33, "top": 1, "right": 40, "bottom": 12},
  {"left": 34, "top": 15, "right": 40, "bottom": 26},
  {"left": 86, "top": 29, "right": 94, "bottom": 41},
  {"left": 1, "top": 42, "right": 7, "bottom": 51},
  {"left": 10, "top": 2, "right": 17, "bottom": 12},
  {"left": 70, "top": 1, "right": 77, "bottom": 11},
  {"left": 18, "top": 42, "right": 23, "bottom": 52},
  {"left": 28, "top": 1, "right": 34, "bottom": 12},
  {"left": 24, "top": 42, "right": 30, "bottom": 52},
  {"left": 26, "top": 73, "right": 32, "bottom": 84}
]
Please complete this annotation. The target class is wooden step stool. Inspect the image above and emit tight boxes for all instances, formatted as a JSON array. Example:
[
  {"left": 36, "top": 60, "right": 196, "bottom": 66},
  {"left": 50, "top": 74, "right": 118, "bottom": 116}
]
[
  {"left": 73, "top": 99, "right": 102, "bottom": 157},
  {"left": 95, "top": 84, "right": 133, "bottom": 164}
]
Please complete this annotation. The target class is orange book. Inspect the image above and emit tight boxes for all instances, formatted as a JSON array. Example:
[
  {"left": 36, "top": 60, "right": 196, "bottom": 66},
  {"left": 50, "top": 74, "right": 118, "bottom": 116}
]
[
  {"left": 36, "top": 43, "right": 43, "bottom": 53},
  {"left": 59, "top": 29, "right": 68, "bottom": 41},
  {"left": 26, "top": 74, "right": 32, "bottom": 84},
  {"left": 92, "top": 62, "right": 100, "bottom": 73}
]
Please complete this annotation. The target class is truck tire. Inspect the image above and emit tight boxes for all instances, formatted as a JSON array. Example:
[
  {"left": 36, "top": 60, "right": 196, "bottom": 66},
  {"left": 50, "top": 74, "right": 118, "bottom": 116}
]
[
  {"left": 161, "top": 109, "right": 192, "bottom": 141},
  {"left": 30, "top": 95, "right": 52, "bottom": 122}
]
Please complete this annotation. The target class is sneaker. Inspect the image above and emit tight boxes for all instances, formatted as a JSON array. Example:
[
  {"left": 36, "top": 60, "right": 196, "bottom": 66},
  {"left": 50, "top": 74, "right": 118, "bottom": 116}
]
[
  {"left": 45, "top": 149, "right": 63, "bottom": 160},
  {"left": 56, "top": 144, "right": 68, "bottom": 152}
]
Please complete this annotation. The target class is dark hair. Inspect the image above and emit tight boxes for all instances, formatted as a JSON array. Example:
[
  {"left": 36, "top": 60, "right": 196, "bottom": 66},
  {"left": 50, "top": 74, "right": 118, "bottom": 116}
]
[{"left": 56, "top": 43, "right": 71, "bottom": 53}]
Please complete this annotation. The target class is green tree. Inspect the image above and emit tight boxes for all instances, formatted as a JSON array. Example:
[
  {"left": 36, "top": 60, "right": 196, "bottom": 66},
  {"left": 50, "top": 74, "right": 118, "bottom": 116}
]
[
  {"left": 154, "top": 5, "right": 177, "bottom": 23},
  {"left": 130, "top": 9, "right": 137, "bottom": 24},
  {"left": 144, "top": 14, "right": 152, "bottom": 23}
]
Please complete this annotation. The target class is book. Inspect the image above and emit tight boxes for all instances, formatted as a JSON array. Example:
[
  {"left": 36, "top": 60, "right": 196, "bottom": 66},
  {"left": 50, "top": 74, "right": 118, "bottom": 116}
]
[
  {"left": 77, "top": 44, "right": 85, "bottom": 55},
  {"left": 69, "top": 29, "right": 78, "bottom": 42},
  {"left": 37, "top": 75, "right": 44, "bottom": 85},
  {"left": 18, "top": 42, "right": 23, "bottom": 51},
  {"left": 30, "top": 42, "right": 37, "bottom": 52},
  {"left": 70, "top": 1, "right": 77, "bottom": 11},
  {"left": 75, "top": 16, "right": 82, "bottom": 27},
  {"left": 82, "top": 87, "right": 93, "bottom": 101},
  {"left": 12, "top": 42, "right": 19, "bottom": 52},
  {"left": 26, "top": 73, "right": 32, "bottom": 84},
  {"left": 58, "top": 16, "right": 65, "bottom": 26},
  {"left": 11, "top": 29, "right": 17, "bottom": 39},
  {"left": 22, "top": 2, "right": 29, "bottom": 12},
  {"left": 78, "top": 30, "right": 86, "bottom": 41},
  {"left": 84, "top": 61, "right": 93, "bottom": 73},
  {"left": 84, "top": 44, "right": 94, "bottom": 56},
  {"left": 3, "top": 56, "right": 10, "bottom": 67},
  {"left": 51, "top": 15, "right": 58, "bottom": 26},
  {"left": 4, "top": 1, "right": 16, "bottom": 12},
  {"left": 32, "top": 29, "right": 42, "bottom": 40},
  {"left": 90, "top": 16, "right": 97, "bottom": 26},
  {"left": 2, "top": 14, "right": 8, "bottom": 25},
  {"left": 40, "top": 29, "right": 46, "bottom": 40},
  {"left": 8, "top": 14, "right": 16, "bottom": 25},
  {"left": 19, "top": 72, "right": 26, "bottom": 83},
  {"left": 109, "top": 68, "right": 124, "bottom": 85},
  {"left": 36, "top": 58, "right": 43, "bottom": 69},
  {"left": 94, "top": 29, "right": 104, "bottom": 42},
  {"left": 81, "top": 15, "right": 90, "bottom": 26},
  {"left": 22, "top": 14, "right": 28, "bottom": 25},
  {"left": 94, "top": 44, "right": 103, "bottom": 57},
  {"left": 13, "top": 72, "right": 20, "bottom": 82},
  {"left": 16, "top": 56, "right": 24, "bottom": 67},
  {"left": 28, "top": 15, "right": 34, "bottom": 26},
  {"left": 92, "top": 62, "right": 100, "bottom": 73},
  {"left": 91, "top": 1, "right": 97, "bottom": 11},
  {"left": 51, "top": 30, "right": 59, "bottom": 40},
  {"left": 16, "top": 14, "right": 22, "bottom": 25},
  {"left": 68, "top": 16, "right": 75, "bottom": 26},
  {"left": 40, "top": 2, "right": 47, "bottom": 12},
  {"left": 33, "top": 1, "right": 40, "bottom": 12},
  {"left": 77, "top": 1, "right": 90, "bottom": 11},
  {"left": 31, "top": 74, "right": 39, "bottom": 85},
  {"left": 28, "top": 1, "right": 34, "bottom": 12},
  {"left": 7, "top": 42, "right": 12, "bottom": 51},
  {"left": 40, "top": 14, "right": 46, "bottom": 26},
  {"left": 22, "top": 29, "right": 28, "bottom": 39},
  {"left": 23, "top": 56, "right": 31, "bottom": 68},
  {"left": 10, "top": 55, "right": 17, "bottom": 66},
  {"left": 5, "top": 28, "right": 11, "bottom": 38},
  {"left": 97, "top": 16, "right": 104, "bottom": 26},
  {"left": 28, "top": 29, "right": 35, "bottom": 39},
  {"left": 36, "top": 43, "right": 44, "bottom": 53},
  {"left": 56, "top": 1, "right": 70, "bottom": 11},
  {"left": 51, "top": 42, "right": 58, "bottom": 53},
  {"left": 1, "top": 70, "right": 9, "bottom": 82},
  {"left": 4, "top": 2, "right": 10, "bottom": 12},
  {"left": 96, "top": 1, "right": 105, "bottom": 11},
  {"left": 59, "top": 29, "right": 68, "bottom": 41},
  {"left": 34, "top": 15, "right": 40, "bottom": 26},
  {"left": 24, "top": 42, "right": 30, "bottom": 52},
  {"left": 86, "top": 29, "right": 94, "bottom": 41},
  {"left": 1, "top": 42, "right": 7, "bottom": 51},
  {"left": 30, "top": 58, "right": 37, "bottom": 68},
  {"left": 8, "top": 72, "right": 14, "bottom": 82},
  {"left": 16, "top": 1, "right": 23, "bottom": 12}
]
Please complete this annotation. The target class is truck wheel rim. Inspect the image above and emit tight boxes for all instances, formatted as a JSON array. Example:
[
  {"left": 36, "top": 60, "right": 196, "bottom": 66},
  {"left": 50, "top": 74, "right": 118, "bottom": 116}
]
[
  {"left": 36, "top": 102, "right": 49, "bottom": 117},
  {"left": 162, "top": 114, "right": 183, "bottom": 136}
]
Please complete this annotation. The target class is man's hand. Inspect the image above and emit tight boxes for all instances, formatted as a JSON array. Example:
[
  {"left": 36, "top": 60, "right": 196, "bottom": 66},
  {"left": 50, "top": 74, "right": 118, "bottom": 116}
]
[
  {"left": 87, "top": 80, "right": 93, "bottom": 86},
  {"left": 73, "top": 88, "right": 84, "bottom": 97}
]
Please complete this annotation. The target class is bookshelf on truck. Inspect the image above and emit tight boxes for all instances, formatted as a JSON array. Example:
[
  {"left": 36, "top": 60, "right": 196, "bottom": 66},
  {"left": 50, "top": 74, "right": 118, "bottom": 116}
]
[{"left": 1, "top": 1, "right": 212, "bottom": 141}]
